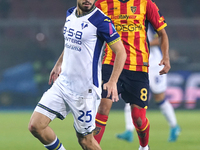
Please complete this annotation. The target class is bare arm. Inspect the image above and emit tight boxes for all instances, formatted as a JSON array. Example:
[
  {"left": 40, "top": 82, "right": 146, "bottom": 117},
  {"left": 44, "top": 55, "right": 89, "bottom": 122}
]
[
  {"left": 149, "top": 36, "right": 160, "bottom": 47},
  {"left": 103, "top": 40, "right": 127, "bottom": 102},
  {"left": 48, "top": 50, "right": 64, "bottom": 85},
  {"left": 157, "top": 28, "right": 171, "bottom": 75}
]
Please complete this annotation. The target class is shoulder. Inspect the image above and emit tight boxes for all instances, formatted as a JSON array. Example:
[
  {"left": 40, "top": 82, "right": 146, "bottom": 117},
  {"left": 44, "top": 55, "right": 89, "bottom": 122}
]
[
  {"left": 95, "top": 0, "right": 106, "bottom": 7},
  {"left": 146, "top": 0, "right": 159, "bottom": 9},
  {"left": 88, "top": 7, "right": 111, "bottom": 28},
  {"left": 66, "top": 6, "right": 76, "bottom": 17},
  {"left": 146, "top": 0, "right": 155, "bottom": 3}
]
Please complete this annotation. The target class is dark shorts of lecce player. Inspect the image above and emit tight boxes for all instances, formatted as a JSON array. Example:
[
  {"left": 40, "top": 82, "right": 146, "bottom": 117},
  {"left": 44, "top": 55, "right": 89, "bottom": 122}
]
[{"left": 101, "top": 64, "right": 149, "bottom": 109}]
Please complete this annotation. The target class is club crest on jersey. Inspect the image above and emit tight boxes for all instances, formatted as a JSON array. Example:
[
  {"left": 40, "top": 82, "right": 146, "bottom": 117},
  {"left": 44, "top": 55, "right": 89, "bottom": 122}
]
[
  {"left": 81, "top": 22, "right": 88, "bottom": 29},
  {"left": 131, "top": 6, "right": 137, "bottom": 14}
]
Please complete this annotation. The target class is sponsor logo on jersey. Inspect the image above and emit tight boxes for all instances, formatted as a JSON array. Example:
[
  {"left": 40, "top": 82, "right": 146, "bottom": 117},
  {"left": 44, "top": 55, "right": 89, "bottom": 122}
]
[
  {"left": 109, "top": 7, "right": 118, "bottom": 10},
  {"left": 65, "top": 43, "right": 81, "bottom": 52},
  {"left": 111, "top": 14, "right": 136, "bottom": 20},
  {"left": 84, "top": 126, "right": 92, "bottom": 130},
  {"left": 104, "top": 18, "right": 111, "bottom": 22},
  {"left": 159, "top": 16, "right": 165, "bottom": 23},
  {"left": 65, "top": 37, "right": 82, "bottom": 45},
  {"left": 115, "top": 23, "right": 142, "bottom": 32}
]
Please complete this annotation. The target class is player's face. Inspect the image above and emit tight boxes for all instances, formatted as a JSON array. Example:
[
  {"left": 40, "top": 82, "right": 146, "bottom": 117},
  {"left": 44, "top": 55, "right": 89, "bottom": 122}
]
[{"left": 77, "top": 0, "right": 95, "bottom": 13}]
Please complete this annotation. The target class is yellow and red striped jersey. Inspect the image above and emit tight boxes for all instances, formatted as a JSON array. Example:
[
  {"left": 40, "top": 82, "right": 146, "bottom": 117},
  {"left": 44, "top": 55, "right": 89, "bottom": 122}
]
[{"left": 95, "top": 0, "right": 167, "bottom": 72}]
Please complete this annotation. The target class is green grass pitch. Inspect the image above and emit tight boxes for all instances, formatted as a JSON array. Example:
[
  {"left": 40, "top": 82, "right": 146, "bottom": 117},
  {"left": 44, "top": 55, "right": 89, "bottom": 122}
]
[{"left": 0, "top": 110, "right": 200, "bottom": 150}]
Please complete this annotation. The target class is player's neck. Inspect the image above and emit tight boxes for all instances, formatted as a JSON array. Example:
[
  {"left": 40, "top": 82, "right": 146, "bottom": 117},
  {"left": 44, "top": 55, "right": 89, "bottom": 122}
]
[{"left": 76, "top": 5, "right": 96, "bottom": 17}]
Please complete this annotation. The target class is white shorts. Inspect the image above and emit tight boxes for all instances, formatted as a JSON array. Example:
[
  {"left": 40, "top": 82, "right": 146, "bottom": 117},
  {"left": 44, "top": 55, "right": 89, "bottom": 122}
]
[
  {"left": 149, "top": 47, "right": 167, "bottom": 94},
  {"left": 34, "top": 77, "right": 99, "bottom": 136},
  {"left": 149, "top": 63, "right": 167, "bottom": 94}
]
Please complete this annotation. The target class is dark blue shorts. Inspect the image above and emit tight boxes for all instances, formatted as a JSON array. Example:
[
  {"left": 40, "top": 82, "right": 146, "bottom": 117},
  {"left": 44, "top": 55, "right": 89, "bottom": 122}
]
[{"left": 102, "top": 64, "right": 149, "bottom": 108}]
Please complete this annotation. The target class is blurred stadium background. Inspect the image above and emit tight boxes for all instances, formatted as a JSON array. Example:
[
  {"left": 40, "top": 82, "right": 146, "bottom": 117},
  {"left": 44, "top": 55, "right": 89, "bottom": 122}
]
[
  {"left": 0, "top": 0, "right": 200, "bottom": 150},
  {"left": 0, "top": 0, "right": 200, "bottom": 110}
]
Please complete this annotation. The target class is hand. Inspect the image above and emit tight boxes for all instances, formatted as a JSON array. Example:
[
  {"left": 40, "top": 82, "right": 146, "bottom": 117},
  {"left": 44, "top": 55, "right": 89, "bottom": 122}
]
[
  {"left": 48, "top": 66, "right": 61, "bottom": 85},
  {"left": 159, "top": 58, "right": 171, "bottom": 75},
  {"left": 103, "top": 81, "right": 119, "bottom": 102}
]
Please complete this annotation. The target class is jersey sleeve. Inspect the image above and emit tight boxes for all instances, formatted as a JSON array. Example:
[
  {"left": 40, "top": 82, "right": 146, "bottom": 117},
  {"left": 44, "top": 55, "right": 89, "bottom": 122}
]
[
  {"left": 98, "top": 17, "right": 120, "bottom": 46},
  {"left": 88, "top": 9, "right": 120, "bottom": 46},
  {"left": 146, "top": 0, "right": 167, "bottom": 31}
]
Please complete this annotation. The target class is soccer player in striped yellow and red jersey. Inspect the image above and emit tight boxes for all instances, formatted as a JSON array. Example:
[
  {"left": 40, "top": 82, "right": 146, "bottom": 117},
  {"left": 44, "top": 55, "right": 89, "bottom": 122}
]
[{"left": 94, "top": 0, "right": 171, "bottom": 149}]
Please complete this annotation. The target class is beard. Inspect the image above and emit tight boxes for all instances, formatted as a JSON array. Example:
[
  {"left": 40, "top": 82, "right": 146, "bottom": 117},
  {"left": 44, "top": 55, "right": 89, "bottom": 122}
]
[{"left": 78, "top": 1, "right": 95, "bottom": 13}]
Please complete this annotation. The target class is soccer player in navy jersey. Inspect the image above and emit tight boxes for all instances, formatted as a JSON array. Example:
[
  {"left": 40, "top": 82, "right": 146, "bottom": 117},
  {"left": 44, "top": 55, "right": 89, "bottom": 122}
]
[{"left": 28, "top": 0, "right": 126, "bottom": 150}]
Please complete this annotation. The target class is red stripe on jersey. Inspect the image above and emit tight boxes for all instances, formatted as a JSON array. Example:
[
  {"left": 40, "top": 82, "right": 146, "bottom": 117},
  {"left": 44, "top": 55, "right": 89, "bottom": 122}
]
[
  {"left": 143, "top": 10, "right": 149, "bottom": 56},
  {"left": 111, "top": 51, "right": 115, "bottom": 66},
  {"left": 134, "top": 0, "right": 140, "bottom": 14},
  {"left": 144, "top": 23, "right": 149, "bottom": 61},
  {"left": 121, "top": 31, "right": 130, "bottom": 70},
  {"left": 120, "top": 1, "right": 127, "bottom": 14},
  {"left": 134, "top": 0, "right": 142, "bottom": 71},
  {"left": 120, "top": 3, "right": 130, "bottom": 69},
  {"left": 95, "top": 0, "right": 104, "bottom": 9},
  {"left": 135, "top": 31, "right": 143, "bottom": 72},
  {"left": 107, "top": 0, "right": 114, "bottom": 15}
]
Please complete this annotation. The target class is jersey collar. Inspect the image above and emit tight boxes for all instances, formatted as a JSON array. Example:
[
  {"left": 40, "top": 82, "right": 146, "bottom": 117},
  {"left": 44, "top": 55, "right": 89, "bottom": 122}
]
[
  {"left": 76, "top": 5, "right": 96, "bottom": 18},
  {"left": 118, "top": 0, "right": 130, "bottom": 3}
]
